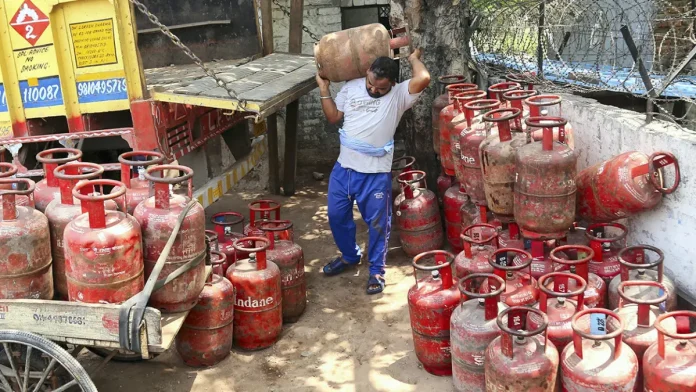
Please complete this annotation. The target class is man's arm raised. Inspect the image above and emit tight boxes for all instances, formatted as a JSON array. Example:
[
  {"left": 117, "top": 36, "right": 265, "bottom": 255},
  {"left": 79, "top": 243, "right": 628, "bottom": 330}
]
[
  {"left": 316, "top": 73, "right": 344, "bottom": 124},
  {"left": 407, "top": 48, "right": 431, "bottom": 95}
]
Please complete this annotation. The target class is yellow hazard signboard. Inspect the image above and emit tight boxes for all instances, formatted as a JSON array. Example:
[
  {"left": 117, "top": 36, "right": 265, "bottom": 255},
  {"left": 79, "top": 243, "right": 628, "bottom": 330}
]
[{"left": 70, "top": 19, "right": 118, "bottom": 68}]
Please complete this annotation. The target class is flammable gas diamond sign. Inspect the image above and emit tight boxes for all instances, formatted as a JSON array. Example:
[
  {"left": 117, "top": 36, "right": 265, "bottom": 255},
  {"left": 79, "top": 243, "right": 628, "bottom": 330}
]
[{"left": 10, "top": 0, "right": 50, "bottom": 46}]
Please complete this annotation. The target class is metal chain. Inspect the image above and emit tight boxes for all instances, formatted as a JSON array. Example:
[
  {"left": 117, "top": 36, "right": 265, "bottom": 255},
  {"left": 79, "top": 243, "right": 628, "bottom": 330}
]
[
  {"left": 127, "top": 0, "right": 253, "bottom": 113},
  {"left": 271, "top": 0, "right": 322, "bottom": 42}
]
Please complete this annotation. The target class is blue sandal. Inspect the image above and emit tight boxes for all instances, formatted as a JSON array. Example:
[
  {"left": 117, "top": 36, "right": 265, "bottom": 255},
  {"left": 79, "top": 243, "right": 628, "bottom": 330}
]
[
  {"left": 366, "top": 275, "right": 385, "bottom": 295},
  {"left": 323, "top": 257, "right": 358, "bottom": 276}
]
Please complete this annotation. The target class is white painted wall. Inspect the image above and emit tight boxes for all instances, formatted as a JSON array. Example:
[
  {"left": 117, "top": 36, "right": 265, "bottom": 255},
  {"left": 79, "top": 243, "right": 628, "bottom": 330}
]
[{"left": 549, "top": 94, "right": 696, "bottom": 302}]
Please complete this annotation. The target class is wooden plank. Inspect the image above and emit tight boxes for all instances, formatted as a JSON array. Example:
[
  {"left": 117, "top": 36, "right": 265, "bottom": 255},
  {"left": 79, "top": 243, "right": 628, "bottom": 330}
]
[
  {"left": 288, "top": 0, "right": 305, "bottom": 54},
  {"left": 0, "top": 300, "right": 162, "bottom": 346},
  {"left": 267, "top": 114, "right": 280, "bottom": 195},
  {"left": 260, "top": 0, "right": 274, "bottom": 56},
  {"left": 283, "top": 100, "right": 299, "bottom": 196}
]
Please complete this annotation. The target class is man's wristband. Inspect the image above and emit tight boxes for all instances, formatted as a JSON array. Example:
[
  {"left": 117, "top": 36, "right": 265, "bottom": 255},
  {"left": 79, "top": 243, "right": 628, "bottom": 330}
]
[{"left": 320, "top": 95, "right": 332, "bottom": 100}]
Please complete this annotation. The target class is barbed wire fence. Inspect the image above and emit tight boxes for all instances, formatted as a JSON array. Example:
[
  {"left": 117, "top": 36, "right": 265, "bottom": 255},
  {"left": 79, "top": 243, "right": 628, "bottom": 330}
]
[{"left": 467, "top": 0, "right": 696, "bottom": 128}]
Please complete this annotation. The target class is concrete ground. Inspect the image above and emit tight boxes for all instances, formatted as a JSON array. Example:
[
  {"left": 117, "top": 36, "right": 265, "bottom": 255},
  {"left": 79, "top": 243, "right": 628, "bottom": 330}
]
[{"left": 84, "top": 165, "right": 453, "bottom": 392}]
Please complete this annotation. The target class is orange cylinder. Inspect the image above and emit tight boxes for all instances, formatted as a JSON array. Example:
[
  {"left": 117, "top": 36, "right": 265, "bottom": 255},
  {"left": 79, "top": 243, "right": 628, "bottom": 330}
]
[{"left": 314, "top": 24, "right": 409, "bottom": 82}]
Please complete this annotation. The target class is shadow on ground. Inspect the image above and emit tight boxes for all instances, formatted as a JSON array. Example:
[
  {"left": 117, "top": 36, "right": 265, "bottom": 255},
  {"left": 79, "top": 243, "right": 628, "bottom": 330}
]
[{"left": 86, "top": 165, "right": 453, "bottom": 392}]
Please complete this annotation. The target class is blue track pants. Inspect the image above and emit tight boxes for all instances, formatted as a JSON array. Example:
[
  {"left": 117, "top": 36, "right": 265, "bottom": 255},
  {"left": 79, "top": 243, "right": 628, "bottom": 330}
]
[{"left": 327, "top": 162, "right": 392, "bottom": 276}]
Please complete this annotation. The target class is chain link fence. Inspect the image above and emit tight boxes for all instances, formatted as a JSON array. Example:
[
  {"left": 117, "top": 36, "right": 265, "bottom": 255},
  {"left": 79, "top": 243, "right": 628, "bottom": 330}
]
[{"left": 467, "top": 0, "right": 696, "bottom": 127}]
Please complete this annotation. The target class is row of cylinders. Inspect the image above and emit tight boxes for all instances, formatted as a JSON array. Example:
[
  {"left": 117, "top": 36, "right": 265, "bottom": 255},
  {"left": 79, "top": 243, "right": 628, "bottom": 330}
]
[
  {"left": 0, "top": 150, "right": 306, "bottom": 366},
  {"left": 408, "top": 247, "right": 693, "bottom": 392}
]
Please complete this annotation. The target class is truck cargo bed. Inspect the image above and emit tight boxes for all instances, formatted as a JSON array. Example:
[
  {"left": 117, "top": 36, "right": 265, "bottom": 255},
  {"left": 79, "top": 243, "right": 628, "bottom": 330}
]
[{"left": 146, "top": 53, "right": 317, "bottom": 119}]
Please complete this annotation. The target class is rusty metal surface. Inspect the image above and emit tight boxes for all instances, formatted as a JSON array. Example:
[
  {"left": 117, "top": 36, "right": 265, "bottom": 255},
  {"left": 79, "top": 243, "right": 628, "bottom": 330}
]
[
  {"left": 561, "top": 339, "right": 638, "bottom": 391},
  {"left": 643, "top": 311, "right": 696, "bottom": 392},
  {"left": 266, "top": 239, "right": 306, "bottom": 323},
  {"left": 134, "top": 193, "right": 207, "bottom": 312},
  {"left": 576, "top": 151, "right": 675, "bottom": 222},
  {"left": 513, "top": 129, "right": 577, "bottom": 240},
  {"left": 451, "top": 274, "right": 505, "bottom": 392},
  {"left": 485, "top": 307, "right": 558, "bottom": 392},
  {"left": 65, "top": 212, "right": 144, "bottom": 304},
  {"left": 608, "top": 269, "right": 677, "bottom": 311},
  {"left": 175, "top": 272, "right": 235, "bottom": 367},
  {"left": 397, "top": 188, "right": 444, "bottom": 257},
  {"left": 481, "top": 132, "right": 527, "bottom": 216},
  {"left": 0, "top": 203, "right": 53, "bottom": 300},
  {"left": 228, "top": 248, "right": 283, "bottom": 351},
  {"left": 444, "top": 185, "right": 469, "bottom": 253},
  {"left": 408, "top": 254, "right": 461, "bottom": 376}
]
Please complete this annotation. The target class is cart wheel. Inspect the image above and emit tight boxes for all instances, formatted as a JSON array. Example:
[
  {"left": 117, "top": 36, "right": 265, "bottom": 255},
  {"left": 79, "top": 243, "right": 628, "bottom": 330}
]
[
  {"left": 0, "top": 330, "right": 97, "bottom": 392},
  {"left": 86, "top": 348, "right": 161, "bottom": 363}
]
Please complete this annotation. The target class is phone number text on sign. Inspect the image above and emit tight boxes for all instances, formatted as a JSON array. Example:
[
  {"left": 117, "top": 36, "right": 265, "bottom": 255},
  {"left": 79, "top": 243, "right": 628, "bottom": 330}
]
[{"left": 77, "top": 77, "right": 128, "bottom": 103}]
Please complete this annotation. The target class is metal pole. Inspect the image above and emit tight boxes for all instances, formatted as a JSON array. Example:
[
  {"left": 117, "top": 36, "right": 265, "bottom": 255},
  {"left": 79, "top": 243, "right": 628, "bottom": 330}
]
[{"left": 620, "top": 25, "right": 656, "bottom": 123}]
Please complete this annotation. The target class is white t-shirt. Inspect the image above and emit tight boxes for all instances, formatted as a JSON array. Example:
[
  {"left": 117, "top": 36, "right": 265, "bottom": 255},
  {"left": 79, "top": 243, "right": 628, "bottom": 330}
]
[{"left": 335, "top": 77, "right": 422, "bottom": 173}]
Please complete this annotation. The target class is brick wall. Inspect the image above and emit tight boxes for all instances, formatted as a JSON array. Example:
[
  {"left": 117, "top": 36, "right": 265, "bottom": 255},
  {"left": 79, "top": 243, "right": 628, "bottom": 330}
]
[
  {"left": 271, "top": 0, "right": 389, "bottom": 167},
  {"left": 271, "top": 0, "right": 343, "bottom": 166}
]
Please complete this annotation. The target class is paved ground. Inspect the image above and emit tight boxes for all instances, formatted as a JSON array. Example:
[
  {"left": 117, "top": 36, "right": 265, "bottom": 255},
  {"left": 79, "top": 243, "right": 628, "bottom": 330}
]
[{"left": 84, "top": 166, "right": 454, "bottom": 392}]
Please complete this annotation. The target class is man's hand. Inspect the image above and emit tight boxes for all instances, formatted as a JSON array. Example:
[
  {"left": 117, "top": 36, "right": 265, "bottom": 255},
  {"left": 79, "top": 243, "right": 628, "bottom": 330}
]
[
  {"left": 316, "top": 72, "right": 331, "bottom": 91},
  {"left": 408, "top": 48, "right": 423, "bottom": 63}
]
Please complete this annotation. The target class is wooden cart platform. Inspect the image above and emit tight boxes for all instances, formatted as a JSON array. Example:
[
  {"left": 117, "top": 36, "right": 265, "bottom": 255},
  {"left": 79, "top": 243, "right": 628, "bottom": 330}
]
[
  {"left": 0, "top": 266, "right": 212, "bottom": 355},
  {"left": 146, "top": 53, "right": 317, "bottom": 119}
]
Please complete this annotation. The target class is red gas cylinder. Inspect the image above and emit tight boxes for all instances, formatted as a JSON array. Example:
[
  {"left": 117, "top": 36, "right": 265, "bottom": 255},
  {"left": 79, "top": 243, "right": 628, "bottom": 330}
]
[
  {"left": 211, "top": 211, "right": 249, "bottom": 272},
  {"left": 432, "top": 75, "right": 469, "bottom": 154},
  {"left": 227, "top": 237, "right": 282, "bottom": 350},
  {"left": 244, "top": 200, "right": 281, "bottom": 237},
  {"left": 116, "top": 151, "right": 166, "bottom": 214},
  {"left": 586, "top": 222, "right": 628, "bottom": 284},
  {"left": 487, "top": 81, "right": 521, "bottom": 105},
  {"left": 529, "top": 272, "right": 586, "bottom": 352},
  {"left": 134, "top": 165, "right": 207, "bottom": 312},
  {"left": 439, "top": 84, "right": 478, "bottom": 175},
  {"left": 450, "top": 90, "right": 488, "bottom": 183},
  {"left": 436, "top": 170, "right": 455, "bottom": 206},
  {"left": 396, "top": 171, "right": 444, "bottom": 257},
  {"left": 391, "top": 155, "right": 416, "bottom": 202},
  {"left": 480, "top": 107, "right": 527, "bottom": 217},
  {"left": 643, "top": 311, "right": 696, "bottom": 392},
  {"left": 260, "top": 220, "right": 307, "bottom": 323},
  {"left": 451, "top": 273, "right": 505, "bottom": 392},
  {"left": 0, "top": 178, "right": 53, "bottom": 299},
  {"left": 444, "top": 183, "right": 469, "bottom": 252},
  {"left": 454, "top": 223, "right": 499, "bottom": 280},
  {"left": 394, "top": 170, "right": 425, "bottom": 229},
  {"left": 35, "top": 148, "right": 83, "bottom": 212},
  {"left": 608, "top": 245, "right": 677, "bottom": 311},
  {"left": 528, "top": 239, "right": 568, "bottom": 279},
  {"left": 561, "top": 309, "right": 639, "bottom": 391},
  {"left": 46, "top": 162, "right": 115, "bottom": 300},
  {"left": 549, "top": 245, "right": 606, "bottom": 308},
  {"left": 408, "top": 250, "right": 461, "bottom": 376},
  {"left": 610, "top": 281, "right": 673, "bottom": 391},
  {"left": 501, "top": 89, "right": 538, "bottom": 131},
  {"left": 460, "top": 99, "right": 503, "bottom": 206},
  {"left": 64, "top": 179, "right": 144, "bottom": 303},
  {"left": 175, "top": 251, "right": 235, "bottom": 367},
  {"left": 0, "top": 163, "right": 30, "bottom": 207},
  {"left": 485, "top": 306, "right": 559, "bottom": 392},
  {"left": 525, "top": 95, "right": 576, "bottom": 149},
  {"left": 514, "top": 117, "right": 577, "bottom": 240},
  {"left": 576, "top": 151, "right": 680, "bottom": 222},
  {"left": 496, "top": 221, "right": 525, "bottom": 250},
  {"left": 481, "top": 248, "right": 539, "bottom": 308}
]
